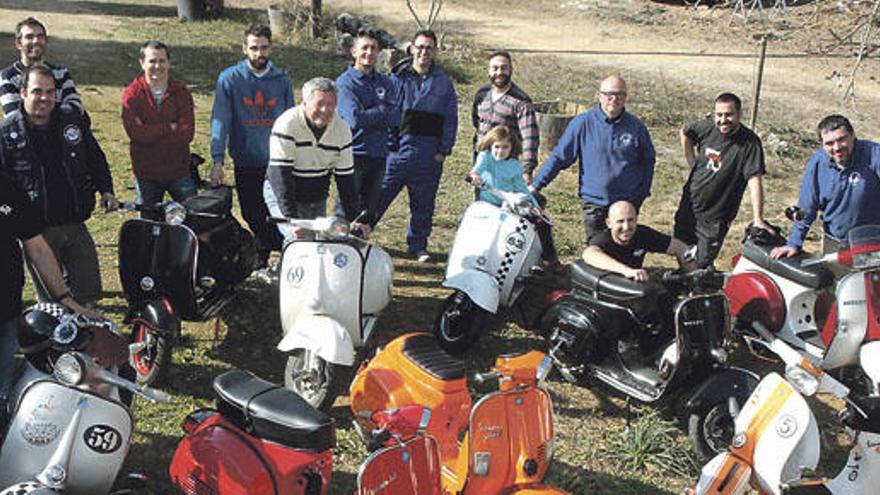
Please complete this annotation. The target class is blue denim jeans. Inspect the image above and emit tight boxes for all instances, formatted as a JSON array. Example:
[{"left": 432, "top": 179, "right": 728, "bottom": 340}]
[
  {"left": 0, "top": 317, "right": 19, "bottom": 410},
  {"left": 263, "top": 181, "right": 327, "bottom": 243},
  {"left": 135, "top": 175, "right": 197, "bottom": 206}
]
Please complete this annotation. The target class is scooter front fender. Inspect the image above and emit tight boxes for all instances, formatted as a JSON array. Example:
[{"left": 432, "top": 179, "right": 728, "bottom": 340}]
[
  {"left": 442, "top": 271, "right": 500, "bottom": 313},
  {"left": 685, "top": 367, "right": 760, "bottom": 414},
  {"left": 127, "top": 299, "right": 180, "bottom": 337},
  {"left": 276, "top": 316, "right": 355, "bottom": 366}
]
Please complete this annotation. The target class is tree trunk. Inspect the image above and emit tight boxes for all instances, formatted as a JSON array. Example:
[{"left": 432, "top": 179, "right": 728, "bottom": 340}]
[{"left": 311, "top": 0, "right": 322, "bottom": 38}]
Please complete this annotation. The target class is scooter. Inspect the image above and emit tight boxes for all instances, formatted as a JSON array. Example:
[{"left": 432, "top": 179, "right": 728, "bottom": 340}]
[
  {"left": 168, "top": 369, "right": 440, "bottom": 495},
  {"left": 435, "top": 180, "right": 549, "bottom": 353},
  {"left": 725, "top": 219, "right": 880, "bottom": 394},
  {"left": 350, "top": 332, "right": 568, "bottom": 494},
  {"left": 118, "top": 185, "right": 257, "bottom": 385},
  {"left": 0, "top": 304, "right": 170, "bottom": 494},
  {"left": 539, "top": 264, "right": 759, "bottom": 462},
  {"left": 270, "top": 216, "right": 393, "bottom": 412},
  {"left": 690, "top": 321, "right": 880, "bottom": 494}
]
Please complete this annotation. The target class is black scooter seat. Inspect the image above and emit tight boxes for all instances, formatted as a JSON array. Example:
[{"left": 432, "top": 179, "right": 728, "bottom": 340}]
[
  {"left": 402, "top": 333, "right": 465, "bottom": 381},
  {"left": 571, "top": 261, "right": 662, "bottom": 312},
  {"left": 741, "top": 241, "right": 833, "bottom": 290},
  {"left": 213, "top": 369, "right": 335, "bottom": 452}
]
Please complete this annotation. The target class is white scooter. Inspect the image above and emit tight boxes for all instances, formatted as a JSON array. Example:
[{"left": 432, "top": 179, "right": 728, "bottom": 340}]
[
  {"left": 690, "top": 320, "right": 880, "bottom": 494},
  {"left": 435, "top": 180, "right": 547, "bottom": 353},
  {"left": 0, "top": 304, "right": 170, "bottom": 495},
  {"left": 271, "top": 216, "right": 393, "bottom": 412}
]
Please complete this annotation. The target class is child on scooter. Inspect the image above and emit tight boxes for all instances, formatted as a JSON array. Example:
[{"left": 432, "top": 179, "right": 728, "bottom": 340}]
[{"left": 468, "top": 125, "right": 562, "bottom": 271}]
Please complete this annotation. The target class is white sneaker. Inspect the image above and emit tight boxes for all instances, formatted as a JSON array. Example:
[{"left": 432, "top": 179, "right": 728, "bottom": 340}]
[{"left": 415, "top": 250, "right": 430, "bottom": 263}]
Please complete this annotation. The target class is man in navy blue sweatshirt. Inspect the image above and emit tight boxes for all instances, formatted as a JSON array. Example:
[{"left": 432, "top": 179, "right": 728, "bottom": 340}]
[
  {"left": 772, "top": 114, "right": 880, "bottom": 259},
  {"left": 210, "top": 23, "right": 294, "bottom": 270},
  {"left": 530, "top": 75, "right": 655, "bottom": 242},
  {"left": 334, "top": 28, "right": 400, "bottom": 223}
]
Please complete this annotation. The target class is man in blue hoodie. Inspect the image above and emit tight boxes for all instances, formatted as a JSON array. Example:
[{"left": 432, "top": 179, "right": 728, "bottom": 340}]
[
  {"left": 530, "top": 75, "right": 655, "bottom": 242},
  {"left": 210, "top": 23, "right": 294, "bottom": 269},
  {"left": 373, "top": 29, "right": 457, "bottom": 262}
]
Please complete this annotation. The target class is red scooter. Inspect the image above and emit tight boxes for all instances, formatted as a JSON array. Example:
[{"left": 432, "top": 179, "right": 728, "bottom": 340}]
[{"left": 169, "top": 370, "right": 441, "bottom": 494}]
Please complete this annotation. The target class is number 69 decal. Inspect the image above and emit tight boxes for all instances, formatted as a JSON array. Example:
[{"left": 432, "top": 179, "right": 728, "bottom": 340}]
[{"left": 83, "top": 424, "right": 122, "bottom": 454}]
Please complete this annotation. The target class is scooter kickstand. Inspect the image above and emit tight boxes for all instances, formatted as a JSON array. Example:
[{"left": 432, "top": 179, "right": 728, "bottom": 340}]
[{"left": 211, "top": 317, "right": 222, "bottom": 351}]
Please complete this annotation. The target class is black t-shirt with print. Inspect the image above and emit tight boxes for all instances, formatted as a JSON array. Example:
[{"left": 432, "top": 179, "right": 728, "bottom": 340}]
[
  {"left": 589, "top": 225, "right": 671, "bottom": 268},
  {"left": 684, "top": 118, "right": 765, "bottom": 222},
  {"left": 0, "top": 174, "right": 43, "bottom": 320}
]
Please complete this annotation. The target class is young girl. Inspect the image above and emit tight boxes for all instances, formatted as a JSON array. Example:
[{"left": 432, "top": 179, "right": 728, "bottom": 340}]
[{"left": 469, "top": 125, "right": 562, "bottom": 271}]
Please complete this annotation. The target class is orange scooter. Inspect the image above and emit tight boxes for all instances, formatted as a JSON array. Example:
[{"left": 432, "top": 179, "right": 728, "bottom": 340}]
[{"left": 350, "top": 333, "right": 567, "bottom": 494}]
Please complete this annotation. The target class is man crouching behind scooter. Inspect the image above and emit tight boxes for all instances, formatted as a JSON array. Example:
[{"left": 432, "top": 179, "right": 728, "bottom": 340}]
[{"left": 583, "top": 200, "right": 694, "bottom": 281}]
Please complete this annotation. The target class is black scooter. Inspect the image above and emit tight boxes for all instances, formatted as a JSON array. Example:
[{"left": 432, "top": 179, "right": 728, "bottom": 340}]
[
  {"left": 118, "top": 185, "right": 256, "bottom": 385},
  {"left": 539, "top": 262, "right": 758, "bottom": 462}
]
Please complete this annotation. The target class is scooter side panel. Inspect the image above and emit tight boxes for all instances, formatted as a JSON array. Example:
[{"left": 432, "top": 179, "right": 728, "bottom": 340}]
[
  {"left": 280, "top": 242, "right": 363, "bottom": 346},
  {"left": 465, "top": 387, "right": 554, "bottom": 494},
  {"left": 362, "top": 245, "right": 394, "bottom": 316},
  {"left": 0, "top": 381, "right": 132, "bottom": 495},
  {"left": 826, "top": 431, "right": 880, "bottom": 494},
  {"left": 357, "top": 435, "right": 443, "bottom": 495},
  {"left": 692, "top": 452, "right": 752, "bottom": 495},
  {"left": 824, "top": 272, "right": 870, "bottom": 369}
]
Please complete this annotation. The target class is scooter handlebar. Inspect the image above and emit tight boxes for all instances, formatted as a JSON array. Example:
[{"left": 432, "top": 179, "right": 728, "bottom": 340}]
[
  {"left": 474, "top": 371, "right": 500, "bottom": 384},
  {"left": 92, "top": 363, "right": 172, "bottom": 404}
]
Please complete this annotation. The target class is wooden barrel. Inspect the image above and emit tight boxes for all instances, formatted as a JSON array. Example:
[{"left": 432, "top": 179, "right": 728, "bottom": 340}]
[{"left": 534, "top": 100, "right": 587, "bottom": 157}]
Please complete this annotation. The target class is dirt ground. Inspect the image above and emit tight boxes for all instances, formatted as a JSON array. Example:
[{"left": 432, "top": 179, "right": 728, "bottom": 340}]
[{"left": 332, "top": 0, "right": 880, "bottom": 137}]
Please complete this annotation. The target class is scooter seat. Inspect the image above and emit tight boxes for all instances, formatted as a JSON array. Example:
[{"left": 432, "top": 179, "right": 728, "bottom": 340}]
[
  {"left": 741, "top": 240, "right": 834, "bottom": 290},
  {"left": 570, "top": 261, "right": 662, "bottom": 313},
  {"left": 213, "top": 369, "right": 335, "bottom": 452},
  {"left": 402, "top": 333, "right": 465, "bottom": 381}
]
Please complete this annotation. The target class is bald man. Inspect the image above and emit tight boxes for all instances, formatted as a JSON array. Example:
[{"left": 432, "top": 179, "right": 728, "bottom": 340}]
[
  {"left": 531, "top": 75, "right": 656, "bottom": 241},
  {"left": 583, "top": 201, "right": 691, "bottom": 282}
]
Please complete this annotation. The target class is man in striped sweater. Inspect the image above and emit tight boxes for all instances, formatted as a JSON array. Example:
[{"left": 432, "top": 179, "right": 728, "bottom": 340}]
[
  {"left": 264, "top": 77, "right": 371, "bottom": 241},
  {"left": 0, "top": 17, "right": 83, "bottom": 117},
  {"left": 471, "top": 51, "right": 539, "bottom": 184}
]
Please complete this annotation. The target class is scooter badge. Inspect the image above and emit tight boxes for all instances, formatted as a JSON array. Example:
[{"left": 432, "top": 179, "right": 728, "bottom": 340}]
[{"left": 334, "top": 253, "right": 348, "bottom": 268}]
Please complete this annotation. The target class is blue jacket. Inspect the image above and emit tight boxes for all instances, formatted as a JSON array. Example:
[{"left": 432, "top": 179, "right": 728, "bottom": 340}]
[
  {"left": 388, "top": 59, "right": 457, "bottom": 165},
  {"left": 787, "top": 139, "right": 880, "bottom": 248},
  {"left": 210, "top": 60, "right": 294, "bottom": 169},
  {"left": 531, "top": 106, "right": 655, "bottom": 206},
  {"left": 336, "top": 65, "right": 400, "bottom": 159},
  {"left": 472, "top": 151, "right": 539, "bottom": 207}
]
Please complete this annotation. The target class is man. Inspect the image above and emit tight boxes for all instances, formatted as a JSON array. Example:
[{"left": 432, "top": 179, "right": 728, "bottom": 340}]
[
  {"left": 583, "top": 200, "right": 692, "bottom": 282},
  {"left": 372, "top": 29, "right": 457, "bottom": 262},
  {"left": 0, "top": 173, "right": 99, "bottom": 413},
  {"left": 210, "top": 23, "right": 294, "bottom": 269},
  {"left": 334, "top": 29, "right": 400, "bottom": 223},
  {"left": 264, "top": 77, "right": 370, "bottom": 240},
  {"left": 771, "top": 115, "right": 880, "bottom": 259},
  {"left": 471, "top": 50, "right": 539, "bottom": 183},
  {"left": 122, "top": 41, "right": 196, "bottom": 205},
  {"left": 530, "top": 75, "right": 655, "bottom": 242},
  {"left": 0, "top": 17, "right": 83, "bottom": 116},
  {"left": 674, "top": 92, "right": 770, "bottom": 268},
  {"left": 0, "top": 64, "right": 118, "bottom": 306}
]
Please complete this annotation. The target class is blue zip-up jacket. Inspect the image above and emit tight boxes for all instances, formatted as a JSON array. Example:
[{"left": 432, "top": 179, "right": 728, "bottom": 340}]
[
  {"left": 472, "top": 151, "right": 539, "bottom": 208},
  {"left": 389, "top": 59, "right": 457, "bottom": 164},
  {"left": 336, "top": 65, "right": 400, "bottom": 159},
  {"left": 787, "top": 139, "right": 880, "bottom": 248},
  {"left": 210, "top": 60, "right": 294, "bottom": 169},
  {"left": 531, "top": 106, "right": 655, "bottom": 206}
]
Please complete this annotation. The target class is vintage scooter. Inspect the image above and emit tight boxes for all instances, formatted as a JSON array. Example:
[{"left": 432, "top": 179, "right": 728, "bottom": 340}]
[
  {"left": 690, "top": 321, "right": 880, "bottom": 494},
  {"left": 350, "top": 332, "right": 568, "bottom": 494},
  {"left": 118, "top": 185, "right": 257, "bottom": 385},
  {"left": 270, "top": 216, "right": 393, "bottom": 412},
  {"left": 539, "top": 264, "right": 759, "bottom": 461},
  {"left": 0, "top": 304, "right": 170, "bottom": 495},
  {"left": 169, "top": 370, "right": 441, "bottom": 495},
  {"left": 435, "top": 180, "right": 549, "bottom": 354},
  {"left": 725, "top": 219, "right": 880, "bottom": 393}
]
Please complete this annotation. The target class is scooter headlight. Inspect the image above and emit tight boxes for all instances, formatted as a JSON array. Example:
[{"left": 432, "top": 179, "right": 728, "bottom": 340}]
[
  {"left": 163, "top": 201, "right": 187, "bottom": 225},
  {"left": 514, "top": 197, "right": 533, "bottom": 217},
  {"left": 326, "top": 217, "right": 350, "bottom": 237},
  {"left": 785, "top": 365, "right": 819, "bottom": 397},
  {"left": 54, "top": 352, "right": 85, "bottom": 385}
]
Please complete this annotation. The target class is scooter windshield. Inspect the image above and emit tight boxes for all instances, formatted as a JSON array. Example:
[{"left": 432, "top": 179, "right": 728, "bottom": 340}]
[{"left": 846, "top": 225, "right": 880, "bottom": 269}]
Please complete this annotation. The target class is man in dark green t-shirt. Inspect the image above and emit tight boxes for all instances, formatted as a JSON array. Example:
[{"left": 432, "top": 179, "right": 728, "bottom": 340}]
[{"left": 674, "top": 92, "right": 772, "bottom": 268}]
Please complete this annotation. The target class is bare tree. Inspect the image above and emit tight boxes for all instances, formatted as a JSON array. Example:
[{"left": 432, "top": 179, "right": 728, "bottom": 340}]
[{"left": 405, "top": 0, "right": 443, "bottom": 30}]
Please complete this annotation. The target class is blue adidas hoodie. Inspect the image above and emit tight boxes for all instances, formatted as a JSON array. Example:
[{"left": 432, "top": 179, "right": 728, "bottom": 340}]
[{"left": 210, "top": 60, "right": 294, "bottom": 169}]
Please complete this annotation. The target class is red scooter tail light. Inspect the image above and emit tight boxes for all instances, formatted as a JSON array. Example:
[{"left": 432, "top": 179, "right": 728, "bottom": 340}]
[{"left": 181, "top": 409, "right": 215, "bottom": 435}]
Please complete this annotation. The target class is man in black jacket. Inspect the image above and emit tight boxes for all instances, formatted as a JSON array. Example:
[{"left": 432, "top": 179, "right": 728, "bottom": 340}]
[{"left": 0, "top": 64, "right": 117, "bottom": 306}]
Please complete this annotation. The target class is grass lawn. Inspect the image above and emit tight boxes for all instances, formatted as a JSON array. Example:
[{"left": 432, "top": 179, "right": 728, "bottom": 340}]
[{"left": 1, "top": 0, "right": 851, "bottom": 493}]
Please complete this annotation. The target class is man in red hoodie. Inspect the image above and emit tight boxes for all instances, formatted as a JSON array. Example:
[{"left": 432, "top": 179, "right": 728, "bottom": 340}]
[{"left": 122, "top": 41, "right": 196, "bottom": 205}]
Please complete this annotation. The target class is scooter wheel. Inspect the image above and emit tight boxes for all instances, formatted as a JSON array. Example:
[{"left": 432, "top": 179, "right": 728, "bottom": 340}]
[
  {"left": 434, "top": 291, "right": 488, "bottom": 355},
  {"left": 284, "top": 349, "right": 346, "bottom": 413},
  {"left": 688, "top": 401, "right": 736, "bottom": 463},
  {"left": 129, "top": 323, "right": 172, "bottom": 386}
]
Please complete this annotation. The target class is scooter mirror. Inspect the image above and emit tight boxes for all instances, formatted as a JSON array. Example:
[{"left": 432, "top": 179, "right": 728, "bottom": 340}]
[{"left": 785, "top": 205, "right": 805, "bottom": 222}]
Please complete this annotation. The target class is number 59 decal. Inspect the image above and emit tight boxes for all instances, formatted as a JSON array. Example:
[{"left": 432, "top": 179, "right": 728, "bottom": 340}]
[{"left": 83, "top": 424, "right": 122, "bottom": 454}]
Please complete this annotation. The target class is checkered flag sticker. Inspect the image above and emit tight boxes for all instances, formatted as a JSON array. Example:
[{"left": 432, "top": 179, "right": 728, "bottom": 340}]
[
  {"left": 28, "top": 302, "right": 69, "bottom": 320},
  {"left": 0, "top": 480, "right": 59, "bottom": 494}
]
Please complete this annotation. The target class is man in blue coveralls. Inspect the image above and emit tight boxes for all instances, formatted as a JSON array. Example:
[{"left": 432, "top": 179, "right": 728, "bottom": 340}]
[
  {"left": 529, "top": 74, "right": 656, "bottom": 242},
  {"left": 372, "top": 29, "right": 457, "bottom": 262},
  {"left": 772, "top": 114, "right": 880, "bottom": 259}
]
